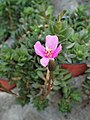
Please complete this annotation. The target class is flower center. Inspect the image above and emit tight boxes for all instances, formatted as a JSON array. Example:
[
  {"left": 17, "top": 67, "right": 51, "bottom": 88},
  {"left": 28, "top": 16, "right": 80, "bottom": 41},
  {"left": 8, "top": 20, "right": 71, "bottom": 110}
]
[{"left": 44, "top": 48, "right": 53, "bottom": 58}]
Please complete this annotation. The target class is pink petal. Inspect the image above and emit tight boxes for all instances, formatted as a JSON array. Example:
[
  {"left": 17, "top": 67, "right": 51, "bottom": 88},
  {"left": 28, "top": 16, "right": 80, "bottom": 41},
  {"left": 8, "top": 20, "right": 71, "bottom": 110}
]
[
  {"left": 45, "top": 35, "right": 58, "bottom": 51},
  {"left": 53, "top": 44, "right": 62, "bottom": 58},
  {"left": 34, "top": 41, "right": 45, "bottom": 57},
  {"left": 40, "top": 58, "right": 49, "bottom": 67}
]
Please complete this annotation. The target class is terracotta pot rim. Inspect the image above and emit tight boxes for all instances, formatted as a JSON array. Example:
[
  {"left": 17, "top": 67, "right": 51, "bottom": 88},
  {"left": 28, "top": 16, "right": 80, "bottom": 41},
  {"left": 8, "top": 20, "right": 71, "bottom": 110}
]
[
  {"left": 61, "top": 63, "right": 87, "bottom": 77},
  {"left": 0, "top": 78, "right": 16, "bottom": 91}
]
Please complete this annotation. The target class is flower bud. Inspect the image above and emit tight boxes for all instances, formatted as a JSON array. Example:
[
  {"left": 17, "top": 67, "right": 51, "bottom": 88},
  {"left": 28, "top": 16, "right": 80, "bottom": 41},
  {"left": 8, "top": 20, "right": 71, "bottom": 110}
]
[{"left": 48, "top": 59, "right": 56, "bottom": 71}]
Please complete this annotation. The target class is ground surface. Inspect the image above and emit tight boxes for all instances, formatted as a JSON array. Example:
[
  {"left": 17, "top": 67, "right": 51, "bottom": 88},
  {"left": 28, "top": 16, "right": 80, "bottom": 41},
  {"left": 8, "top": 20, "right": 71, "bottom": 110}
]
[
  {"left": 0, "top": 0, "right": 90, "bottom": 120},
  {"left": 0, "top": 87, "right": 90, "bottom": 120}
]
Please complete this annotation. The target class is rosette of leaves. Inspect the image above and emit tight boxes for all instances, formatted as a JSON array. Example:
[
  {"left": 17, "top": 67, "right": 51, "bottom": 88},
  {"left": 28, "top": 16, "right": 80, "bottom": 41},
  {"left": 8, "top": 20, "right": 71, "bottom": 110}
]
[
  {"left": 62, "top": 42, "right": 88, "bottom": 63},
  {"left": 65, "top": 5, "right": 90, "bottom": 32},
  {"left": 56, "top": 24, "right": 90, "bottom": 63},
  {"left": 49, "top": 11, "right": 72, "bottom": 43},
  {"left": 53, "top": 11, "right": 90, "bottom": 63}
]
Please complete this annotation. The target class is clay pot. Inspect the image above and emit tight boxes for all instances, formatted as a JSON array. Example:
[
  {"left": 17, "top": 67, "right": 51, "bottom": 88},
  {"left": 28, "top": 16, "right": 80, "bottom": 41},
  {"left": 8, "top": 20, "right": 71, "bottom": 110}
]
[
  {"left": 0, "top": 78, "right": 16, "bottom": 91},
  {"left": 61, "top": 63, "right": 87, "bottom": 77}
]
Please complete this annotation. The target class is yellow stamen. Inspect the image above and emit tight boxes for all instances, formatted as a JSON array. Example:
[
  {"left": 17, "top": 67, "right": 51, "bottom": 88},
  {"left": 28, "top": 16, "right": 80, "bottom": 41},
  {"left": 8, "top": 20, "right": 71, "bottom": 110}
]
[{"left": 44, "top": 48, "right": 53, "bottom": 58}]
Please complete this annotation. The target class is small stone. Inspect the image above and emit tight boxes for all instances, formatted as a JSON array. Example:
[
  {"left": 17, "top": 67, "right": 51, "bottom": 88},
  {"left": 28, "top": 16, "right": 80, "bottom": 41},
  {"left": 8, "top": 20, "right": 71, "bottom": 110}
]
[{"left": 82, "top": 94, "right": 88, "bottom": 101}]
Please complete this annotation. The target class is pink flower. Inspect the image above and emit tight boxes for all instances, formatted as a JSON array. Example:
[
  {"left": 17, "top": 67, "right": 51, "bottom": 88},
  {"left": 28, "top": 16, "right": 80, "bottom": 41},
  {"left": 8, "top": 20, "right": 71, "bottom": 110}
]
[{"left": 34, "top": 35, "right": 62, "bottom": 67}]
